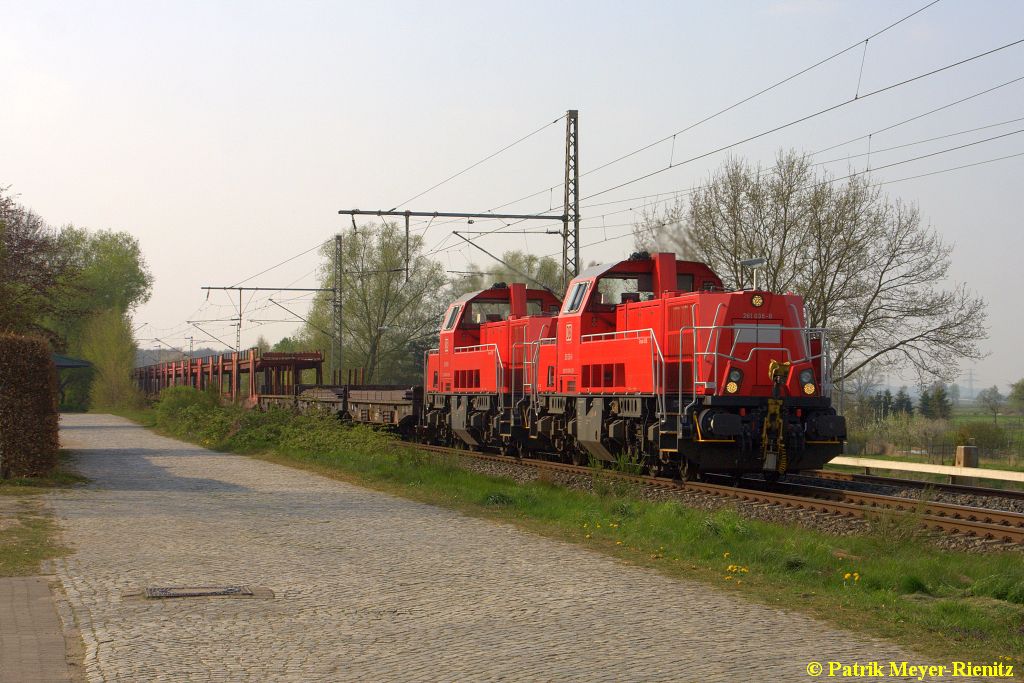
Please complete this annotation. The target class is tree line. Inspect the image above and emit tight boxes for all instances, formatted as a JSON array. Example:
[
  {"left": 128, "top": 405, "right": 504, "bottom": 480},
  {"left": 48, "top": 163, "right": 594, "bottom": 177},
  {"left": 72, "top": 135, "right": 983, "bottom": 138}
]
[{"left": 0, "top": 186, "right": 152, "bottom": 409}]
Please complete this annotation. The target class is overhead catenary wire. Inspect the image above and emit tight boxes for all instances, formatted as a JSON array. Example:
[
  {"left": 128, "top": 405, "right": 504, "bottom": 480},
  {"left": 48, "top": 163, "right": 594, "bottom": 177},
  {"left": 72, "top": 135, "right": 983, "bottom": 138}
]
[
  {"left": 388, "top": 113, "right": 566, "bottom": 210},
  {"left": 580, "top": 37, "right": 1024, "bottom": 202},
  {"left": 580, "top": 0, "right": 946, "bottom": 184},
  {"left": 415, "top": 0, "right": 947, "bottom": 235},
  {"left": 428, "top": 115, "right": 1024, "bottom": 260},
  {"left": 813, "top": 74, "right": 1024, "bottom": 155},
  {"left": 229, "top": 238, "right": 330, "bottom": 288},
  {"left": 415, "top": 70, "right": 1024, "bottom": 246},
  {"left": 813, "top": 115, "right": 1024, "bottom": 166}
]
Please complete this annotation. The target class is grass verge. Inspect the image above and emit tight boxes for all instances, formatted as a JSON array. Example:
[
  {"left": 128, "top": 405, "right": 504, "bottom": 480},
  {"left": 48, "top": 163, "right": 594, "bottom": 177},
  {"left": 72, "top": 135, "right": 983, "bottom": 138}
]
[
  {"left": 113, "top": 388, "right": 1024, "bottom": 668},
  {"left": 0, "top": 452, "right": 85, "bottom": 576}
]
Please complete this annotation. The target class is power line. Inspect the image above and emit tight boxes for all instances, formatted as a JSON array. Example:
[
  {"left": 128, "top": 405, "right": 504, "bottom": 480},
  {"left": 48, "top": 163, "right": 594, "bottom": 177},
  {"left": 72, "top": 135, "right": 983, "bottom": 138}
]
[
  {"left": 388, "top": 114, "right": 566, "bottom": 210},
  {"left": 581, "top": 37, "right": 1024, "bottom": 202},
  {"left": 229, "top": 238, "right": 329, "bottom": 288},
  {"left": 429, "top": 121, "right": 1024, "bottom": 261},
  {"left": 418, "top": 41, "right": 1020, "bottom": 256},
  {"left": 813, "top": 74, "right": 1024, "bottom": 155},
  {"left": 421, "top": 0, "right": 945, "bottom": 231},
  {"left": 580, "top": 0, "right": 945, "bottom": 182},
  {"left": 813, "top": 115, "right": 1024, "bottom": 166},
  {"left": 821, "top": 128, "right": 1024, "bottom": 182},
  {"left": 871, "top": 150, "right": 1024, "bottom": 186}
]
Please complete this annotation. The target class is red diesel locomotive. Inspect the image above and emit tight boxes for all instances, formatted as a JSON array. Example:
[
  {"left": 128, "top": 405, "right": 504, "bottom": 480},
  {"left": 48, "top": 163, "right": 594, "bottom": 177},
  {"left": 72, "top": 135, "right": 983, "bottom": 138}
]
[{"left": 423, "top": 251, "right": 845, "bottom": 479}]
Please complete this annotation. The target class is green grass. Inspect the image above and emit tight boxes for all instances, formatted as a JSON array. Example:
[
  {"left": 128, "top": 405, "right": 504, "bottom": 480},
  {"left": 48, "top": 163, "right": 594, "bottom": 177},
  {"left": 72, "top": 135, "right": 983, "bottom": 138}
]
[
  {"left": 115, "top": 388, "right": 1024, "bottom": 668},
  {"left": 0, "top": 453, "right": 85, "bottom": 576}
]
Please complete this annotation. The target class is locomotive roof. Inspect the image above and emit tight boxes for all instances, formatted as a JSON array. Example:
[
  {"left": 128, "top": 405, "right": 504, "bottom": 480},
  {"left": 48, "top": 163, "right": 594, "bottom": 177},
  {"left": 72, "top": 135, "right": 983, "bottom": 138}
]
[
  {"left": 451, "top": 285, "right": 561, "bottom": 305},
  {"left": 575, "top": 256, "right": 721, "bottom": 282}
]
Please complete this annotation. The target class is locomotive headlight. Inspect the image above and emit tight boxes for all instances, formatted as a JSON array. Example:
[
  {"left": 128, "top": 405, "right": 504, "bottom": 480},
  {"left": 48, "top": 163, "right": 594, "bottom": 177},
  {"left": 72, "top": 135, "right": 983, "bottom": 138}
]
[
  {"left": 726, "top": 381, "right": 739, "bottom": 394},
  {"left": 803, "top": 382, "right": 816, "bottom": 395},
  {"left": 751, "top": 294, "right": 764, "bottom": 307},
  {"left": 799, "top": 368, "right": 815, "bottom": 384},
  {"left": 728, "top": 368, "right": 743, "bottom": 383}
]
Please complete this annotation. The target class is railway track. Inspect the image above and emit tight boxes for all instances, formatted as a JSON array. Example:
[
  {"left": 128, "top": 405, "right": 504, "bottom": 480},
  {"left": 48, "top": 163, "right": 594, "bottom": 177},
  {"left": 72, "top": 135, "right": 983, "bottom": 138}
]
[
  {"left": 418, "top": 445, "right": 1024, "bottom": 545},
  {"left": 805, "top": 468, "right": 1024, "bottom": 502}
]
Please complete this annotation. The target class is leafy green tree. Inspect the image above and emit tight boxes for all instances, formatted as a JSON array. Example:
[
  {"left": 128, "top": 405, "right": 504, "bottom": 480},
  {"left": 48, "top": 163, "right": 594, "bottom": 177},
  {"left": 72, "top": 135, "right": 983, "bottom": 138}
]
[
  {"left": 451, "top": 250, "right": 564, "bottom": 297},
  {"left": 0, "top": 187, "right": 77, "bottom": 339},
  {"left": 976, "top": 385, "right": 1005, "bottom": 425},
  {"left": 931, "top": 383, "right": 952, "bottom": 420},
  {"left": 893, "top": 387, "right": 913, "bottom": 415},
  {"left": 302, "top": 221, "right": 448, "bottom": 384},
  {"left": 917, "top": 387, "right": 934, "bottom": 419},
  {"left": 57, "top": 229, "right": 153, "bottom": 409},
  {"left": 80, "top": 309, "right": 143, "bottom": 409},
  {"left": 58, "top": 227, "right": 152, "bottom": 313},
  {"left": 271, "top": 336, "right": 304, "bottom": 353},
  {"left": 1009, "top": 378, "right": 1024, "bottom": 415},
  {"left": 1, "top": 188, "right": 153, "bottom": 410}
]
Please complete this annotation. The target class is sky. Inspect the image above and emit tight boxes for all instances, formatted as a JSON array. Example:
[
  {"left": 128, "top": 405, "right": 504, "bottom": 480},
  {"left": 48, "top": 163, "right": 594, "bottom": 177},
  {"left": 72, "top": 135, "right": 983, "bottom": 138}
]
[{"left": 2, "top": 0, "right": 1022, "bottom": 394}]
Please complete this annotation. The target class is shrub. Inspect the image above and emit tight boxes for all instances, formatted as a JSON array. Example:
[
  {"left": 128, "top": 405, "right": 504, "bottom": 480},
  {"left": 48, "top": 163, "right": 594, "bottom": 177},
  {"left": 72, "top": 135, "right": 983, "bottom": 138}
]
[
  {"left": 0, "top": 334, "right": 59, "bottom": 478},
  {"left": 954, "top": 422, "right": 1006, "bottom": 451}
]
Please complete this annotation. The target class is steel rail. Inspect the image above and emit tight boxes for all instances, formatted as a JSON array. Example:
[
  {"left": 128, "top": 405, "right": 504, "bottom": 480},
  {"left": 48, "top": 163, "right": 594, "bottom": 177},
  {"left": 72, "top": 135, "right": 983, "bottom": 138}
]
[{"left": 806, "top": 469, "right": 1024, "bottom": 502}]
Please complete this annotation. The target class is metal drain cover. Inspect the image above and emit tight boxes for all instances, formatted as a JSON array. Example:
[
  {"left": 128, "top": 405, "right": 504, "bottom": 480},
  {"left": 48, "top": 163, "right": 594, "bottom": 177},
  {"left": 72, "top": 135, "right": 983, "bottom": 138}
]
[{"left": 145, "top": 586, "right": 253, "bottom": 599}]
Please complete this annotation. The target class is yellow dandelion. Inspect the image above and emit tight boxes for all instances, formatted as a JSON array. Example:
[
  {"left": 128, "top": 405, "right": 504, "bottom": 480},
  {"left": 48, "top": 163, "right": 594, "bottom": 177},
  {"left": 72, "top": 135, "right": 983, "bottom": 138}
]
[
  {"left": 740, "top": 567, "right": 749, "bottom": 573},
  {"left": 843, "top": 572, "right": 852, "bottom": 580},
  {"left": 616, "top": 541, "right": 622, "bottom": 545},
  {"left": 585, "top": 534, "right": 591, "bottom": 539},
  {"left": 854, "top": 573, "right": 860, "bottom": 582},
  {"left": 723, "top": 551, "right": 730, "bottom": 558},
  {"left": 724, "top": 575, "right": 733, "bottom": 580}
]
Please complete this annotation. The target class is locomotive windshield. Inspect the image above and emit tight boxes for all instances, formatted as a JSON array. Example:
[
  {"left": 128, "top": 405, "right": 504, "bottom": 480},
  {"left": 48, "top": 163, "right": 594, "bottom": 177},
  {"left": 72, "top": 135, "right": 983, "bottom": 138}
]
[
  {"left": 595, "top": 276, "right": 651, "bottom": 305},
  {"left": 459, "top": 298, "right": 548, "bottom": 325},
  {"left": 566, "top": 272, "right": 701, "bottom": 312}
]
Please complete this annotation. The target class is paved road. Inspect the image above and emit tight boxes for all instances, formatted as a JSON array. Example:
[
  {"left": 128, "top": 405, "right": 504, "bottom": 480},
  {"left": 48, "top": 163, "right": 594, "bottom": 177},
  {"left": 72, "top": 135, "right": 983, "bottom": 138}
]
[{"left": 52, "top": 414, "right": 974, "bottom": 682}]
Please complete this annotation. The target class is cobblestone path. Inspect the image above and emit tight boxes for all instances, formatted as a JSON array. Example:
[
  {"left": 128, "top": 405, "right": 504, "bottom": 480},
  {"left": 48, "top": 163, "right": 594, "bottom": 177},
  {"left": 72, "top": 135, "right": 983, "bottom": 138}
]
[{"left": 51, "top": 414, "right": 975, "bottom": 682}]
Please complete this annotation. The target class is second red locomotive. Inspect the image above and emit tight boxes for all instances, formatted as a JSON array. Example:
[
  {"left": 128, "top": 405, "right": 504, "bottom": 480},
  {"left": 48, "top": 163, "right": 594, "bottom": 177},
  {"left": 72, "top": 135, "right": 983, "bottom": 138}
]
[{"left": 424, "top": 251, "right": 845, "bottom": 479}]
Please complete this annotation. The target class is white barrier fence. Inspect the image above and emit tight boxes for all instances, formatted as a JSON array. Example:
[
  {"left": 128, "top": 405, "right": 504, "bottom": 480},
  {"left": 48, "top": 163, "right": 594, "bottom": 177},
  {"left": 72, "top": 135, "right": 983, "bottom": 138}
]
[{"left": 828, "top": 456, "right": 1024, "bottom": 484}]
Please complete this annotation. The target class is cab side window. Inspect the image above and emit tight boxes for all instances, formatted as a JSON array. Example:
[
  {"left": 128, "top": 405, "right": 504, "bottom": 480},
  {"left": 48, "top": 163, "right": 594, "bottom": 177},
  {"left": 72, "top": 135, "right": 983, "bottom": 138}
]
[
  {"left": 442, "top": 305, "right": 461, "bottom": 330},
  {"left": 563, "top": 282, "right": 588, "bottom": 313}
]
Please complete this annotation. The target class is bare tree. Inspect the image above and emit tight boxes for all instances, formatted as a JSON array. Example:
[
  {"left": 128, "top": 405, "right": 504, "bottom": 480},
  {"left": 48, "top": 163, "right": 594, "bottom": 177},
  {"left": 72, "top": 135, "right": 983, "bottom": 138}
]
[
  {"left": 976, "top": 385, "right": 1005, "bottom": 425},
  {"left": 631, "top": 197, "right": 695, "bottom": 259},
  {"left": 635, "top": 151, "right": 987, "bottom": 383}
]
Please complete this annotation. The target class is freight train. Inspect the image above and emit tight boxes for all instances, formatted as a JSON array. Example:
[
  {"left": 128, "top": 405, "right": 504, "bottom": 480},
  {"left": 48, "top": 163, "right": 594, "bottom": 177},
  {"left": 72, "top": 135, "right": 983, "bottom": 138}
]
[
  {"left": 418, "top": 251, "right": 845, "bottom": 479},
  {"left": 135, "top": 251, "right": 846, "bottom": 480}
]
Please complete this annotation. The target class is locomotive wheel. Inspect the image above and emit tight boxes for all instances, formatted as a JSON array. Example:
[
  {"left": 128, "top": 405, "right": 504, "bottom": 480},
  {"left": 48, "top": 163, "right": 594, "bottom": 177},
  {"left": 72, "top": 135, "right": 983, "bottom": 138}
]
[{"left": 680, "top": 460, "right": 700, "bottom": 482}]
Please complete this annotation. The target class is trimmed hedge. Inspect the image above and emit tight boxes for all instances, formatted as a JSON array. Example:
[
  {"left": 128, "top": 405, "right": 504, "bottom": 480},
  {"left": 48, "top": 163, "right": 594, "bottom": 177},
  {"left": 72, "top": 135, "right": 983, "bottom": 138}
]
[{"left": 0, "top": 334, "right": 59, "bottom": 478}]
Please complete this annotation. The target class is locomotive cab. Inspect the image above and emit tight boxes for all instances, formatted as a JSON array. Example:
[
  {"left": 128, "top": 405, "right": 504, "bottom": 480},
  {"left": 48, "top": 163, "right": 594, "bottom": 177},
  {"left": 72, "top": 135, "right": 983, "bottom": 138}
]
[{"left": 424, "top": 282, "right": 561, "bottom": 449}]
